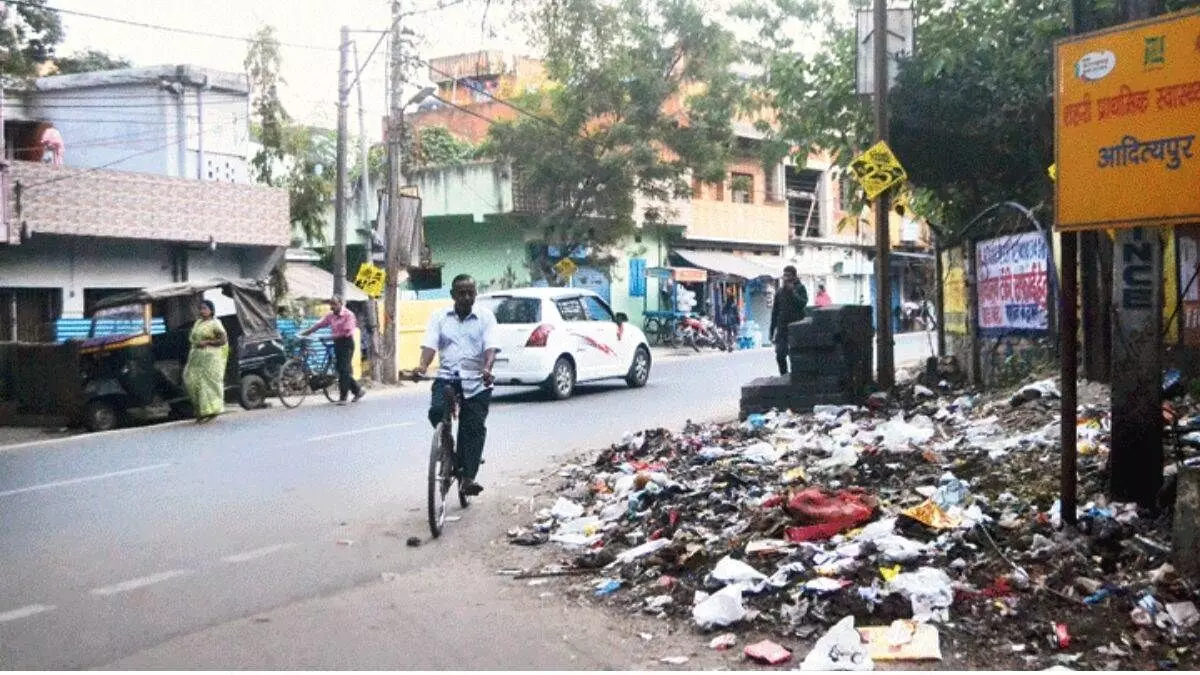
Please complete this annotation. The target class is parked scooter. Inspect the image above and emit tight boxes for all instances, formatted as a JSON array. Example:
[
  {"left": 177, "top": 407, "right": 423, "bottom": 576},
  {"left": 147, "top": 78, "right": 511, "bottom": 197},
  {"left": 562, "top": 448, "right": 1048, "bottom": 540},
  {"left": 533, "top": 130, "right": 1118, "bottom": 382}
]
[{"left": 680, "top": 315, "right": 732, "bottom": 352}]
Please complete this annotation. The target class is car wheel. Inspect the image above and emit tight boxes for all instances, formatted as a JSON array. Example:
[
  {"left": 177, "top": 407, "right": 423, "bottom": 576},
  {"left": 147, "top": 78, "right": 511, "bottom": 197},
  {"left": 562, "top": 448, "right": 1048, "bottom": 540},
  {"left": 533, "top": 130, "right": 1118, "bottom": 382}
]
[
  {"left": 545, "top": 356, "right": 576, "bottom": 400},
  {"left": 85, "top": 399, "right": 118, "bottom": 432},
  {"left": 626, "top": 346, "right": 651, "bottom": 388},
  {"left": 238, "top": 373, "right": 267, "bottom": 410}
]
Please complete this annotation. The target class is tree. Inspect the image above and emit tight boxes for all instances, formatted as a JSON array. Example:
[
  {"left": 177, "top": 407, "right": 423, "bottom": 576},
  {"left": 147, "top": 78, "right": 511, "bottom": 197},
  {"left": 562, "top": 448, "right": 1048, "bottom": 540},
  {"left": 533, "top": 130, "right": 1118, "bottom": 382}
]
[
  {"left": 415, "top": 126, "right": 479, "bottom": 167},
  {"left": 0, "top": 0, "right": 63, "bottom": 80},
  {"left": 484, "top": 0, "right": 745, "bottom": 282},
  {"left": 244, "top": 26, "right": 335, "bottom": 247},
  {"left": 53, "top": 49, "right": 132, "bottom": 75}
]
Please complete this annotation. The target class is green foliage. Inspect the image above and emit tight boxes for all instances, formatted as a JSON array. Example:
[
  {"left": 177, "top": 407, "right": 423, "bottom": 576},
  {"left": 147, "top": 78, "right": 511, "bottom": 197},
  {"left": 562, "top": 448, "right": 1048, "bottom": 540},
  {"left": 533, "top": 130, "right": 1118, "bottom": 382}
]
[
  {"left": 416, "top": 126, "right": 480, "bottom": 167},
  {"left": 490, "top": 0, "right": 745, "bottom": 283},
  {"left": 245, "top": 26, "right": 335, "bottom": 247},
  {"left": 0, "top": 0, "right": 63, "bottom": 81},
  {"left": 53, "top": 49, "right": 132, "bottom": 75}
]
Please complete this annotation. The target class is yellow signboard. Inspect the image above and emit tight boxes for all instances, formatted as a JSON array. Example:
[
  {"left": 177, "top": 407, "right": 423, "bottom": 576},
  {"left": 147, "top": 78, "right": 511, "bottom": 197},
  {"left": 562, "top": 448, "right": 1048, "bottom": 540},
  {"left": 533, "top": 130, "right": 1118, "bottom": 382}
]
[
  {"left": 943, "top": 257, "right": 968, "bottom": 335},
  {"left": 1054, "top": 10, "right": 1200, "bottom": 231},
  {"left": 850, "top": 141, "right": 908, "bottom": 200},
  {"left": 554, "top": 258, "right": 578, "bottom": 279},
  {"left": 354, "top": 262, "right": 386, "bottom": 298}
]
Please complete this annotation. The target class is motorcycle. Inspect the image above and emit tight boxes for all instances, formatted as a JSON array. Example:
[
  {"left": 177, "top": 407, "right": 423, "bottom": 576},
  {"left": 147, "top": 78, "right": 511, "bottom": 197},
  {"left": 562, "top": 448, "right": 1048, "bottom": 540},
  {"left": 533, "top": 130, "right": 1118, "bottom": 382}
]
[{"left": 679, "top": 315, "right": 732, "bottom": 352}]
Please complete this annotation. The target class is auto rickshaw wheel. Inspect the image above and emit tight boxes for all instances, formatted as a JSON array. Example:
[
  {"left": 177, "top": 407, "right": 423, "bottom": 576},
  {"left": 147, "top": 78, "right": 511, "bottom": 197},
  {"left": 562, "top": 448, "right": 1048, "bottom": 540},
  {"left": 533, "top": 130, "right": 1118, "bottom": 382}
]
[
  {"left": 239, "top": 373, "right": 268, "bottom": 410},
  {"left": 85, "top": 400, "right": 118, "bottom": 433}
]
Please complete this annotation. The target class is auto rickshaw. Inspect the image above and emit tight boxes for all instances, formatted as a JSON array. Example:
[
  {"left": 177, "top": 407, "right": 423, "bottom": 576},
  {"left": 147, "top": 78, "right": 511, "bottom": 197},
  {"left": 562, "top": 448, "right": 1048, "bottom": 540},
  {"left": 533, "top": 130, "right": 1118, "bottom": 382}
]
[{"left": 78, "top": 278, "right": 286, "bottom": 431}]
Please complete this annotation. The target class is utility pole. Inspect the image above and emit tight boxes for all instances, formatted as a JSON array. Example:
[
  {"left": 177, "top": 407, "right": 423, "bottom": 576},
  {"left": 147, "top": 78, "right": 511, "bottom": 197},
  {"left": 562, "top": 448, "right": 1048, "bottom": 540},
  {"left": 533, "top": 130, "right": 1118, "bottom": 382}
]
[
  {"left": 872, "top": 0, "right": 894, "bottom": 390},
  {"left": 333, "top": 25, "right": 351, "bottom": 299},
  {"left": 382, "top": 0, "right": 406, "bottom": 384},
  {"left": 353, "top": 42, "right": 382, "bottom": 383}
]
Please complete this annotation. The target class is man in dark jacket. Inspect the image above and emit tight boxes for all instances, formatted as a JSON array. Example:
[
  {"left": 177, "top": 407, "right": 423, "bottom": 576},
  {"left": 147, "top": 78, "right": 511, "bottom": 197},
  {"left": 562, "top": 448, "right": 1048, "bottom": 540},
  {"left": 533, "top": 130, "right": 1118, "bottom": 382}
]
[{"left": 769, "top": 265, "right": 808, "bottom": 375}]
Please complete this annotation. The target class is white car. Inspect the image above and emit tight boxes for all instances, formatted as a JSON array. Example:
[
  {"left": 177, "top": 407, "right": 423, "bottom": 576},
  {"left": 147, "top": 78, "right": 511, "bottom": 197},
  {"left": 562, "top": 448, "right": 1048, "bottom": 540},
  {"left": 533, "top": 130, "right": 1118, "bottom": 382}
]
[{"left": 475, "top": 287, "right": 652, "bottom": 400}]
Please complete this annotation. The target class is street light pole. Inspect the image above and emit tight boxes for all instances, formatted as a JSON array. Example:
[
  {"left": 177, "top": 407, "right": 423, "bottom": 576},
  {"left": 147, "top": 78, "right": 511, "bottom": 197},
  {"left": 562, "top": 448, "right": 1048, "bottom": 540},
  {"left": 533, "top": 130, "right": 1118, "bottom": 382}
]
[
  {"left": 383, "top": 0, "right": 405, "bottom": 384},
  {"left": 872, "top": 0, "right": 894, "bottom": 390},
  {"left": 333, "top": 25, "right": 351, "bottom": 299}
]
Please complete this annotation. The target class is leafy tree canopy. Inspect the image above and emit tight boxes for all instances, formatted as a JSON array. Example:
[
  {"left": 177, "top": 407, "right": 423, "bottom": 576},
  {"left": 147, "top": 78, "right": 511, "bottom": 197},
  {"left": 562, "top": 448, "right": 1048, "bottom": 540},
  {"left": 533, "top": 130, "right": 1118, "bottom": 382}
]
[
  {"left": 415, "top": 125, "right": 480, "bottom": 167},
  {"left": 53, "top": 49, "right": 132, "bottom": 75},
  {"left": 0, "top": 0, "right": 63, "bottom": 81},
  {"left": 485, "top": 0, "right": 746, "bottom": 281}
]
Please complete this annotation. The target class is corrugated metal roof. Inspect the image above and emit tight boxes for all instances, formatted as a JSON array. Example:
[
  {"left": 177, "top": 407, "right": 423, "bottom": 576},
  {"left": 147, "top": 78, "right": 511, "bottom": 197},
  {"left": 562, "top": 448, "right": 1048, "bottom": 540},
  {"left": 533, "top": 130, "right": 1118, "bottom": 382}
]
[{"left": 284, "top": 263, "right": 369, "bottom": 302}]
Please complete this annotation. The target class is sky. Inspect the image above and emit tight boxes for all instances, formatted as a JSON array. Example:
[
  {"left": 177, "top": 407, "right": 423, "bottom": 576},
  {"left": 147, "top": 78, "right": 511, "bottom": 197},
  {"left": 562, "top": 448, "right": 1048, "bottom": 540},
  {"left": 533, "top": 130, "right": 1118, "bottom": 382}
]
[{"left": 50, "top": 0, "right": 526, "bottom": 140}]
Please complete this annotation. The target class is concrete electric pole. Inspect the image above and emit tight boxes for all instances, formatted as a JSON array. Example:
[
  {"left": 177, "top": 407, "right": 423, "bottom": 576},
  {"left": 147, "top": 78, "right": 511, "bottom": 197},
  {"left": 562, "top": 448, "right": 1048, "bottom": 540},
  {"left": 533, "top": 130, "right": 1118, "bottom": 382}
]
[
  {"left": 382, "top": 0, "right": 406, "bottom": 384},
  {"left": 333, "top": 25, "right": 351, "bottom": 299},
  {"left": 872, "top": 0, "right": 894, "bottom": 390}
]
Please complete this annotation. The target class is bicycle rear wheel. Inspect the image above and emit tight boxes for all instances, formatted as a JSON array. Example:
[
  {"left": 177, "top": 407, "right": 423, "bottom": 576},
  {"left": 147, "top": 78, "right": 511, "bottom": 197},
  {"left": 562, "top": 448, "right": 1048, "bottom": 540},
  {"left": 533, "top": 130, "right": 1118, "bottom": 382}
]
[
  {"left": 276, "top": 358, "right": 309, "bottom": 409},
  {"left": 427, "top": 423, "right": 454, "bottom": 537},
  {"left": 321, "top": 366, "right": 337, "bottom": 403}
]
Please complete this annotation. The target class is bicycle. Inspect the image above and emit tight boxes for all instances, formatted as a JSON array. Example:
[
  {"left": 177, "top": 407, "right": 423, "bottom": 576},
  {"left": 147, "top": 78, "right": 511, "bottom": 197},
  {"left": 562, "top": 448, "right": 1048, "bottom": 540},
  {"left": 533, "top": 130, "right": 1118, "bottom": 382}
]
[
  {"left": 276, "top": 336, "right": 339, "bottom": 408},
  {"left": 403, "top": 370, "right": 480, "bottom": 538}
]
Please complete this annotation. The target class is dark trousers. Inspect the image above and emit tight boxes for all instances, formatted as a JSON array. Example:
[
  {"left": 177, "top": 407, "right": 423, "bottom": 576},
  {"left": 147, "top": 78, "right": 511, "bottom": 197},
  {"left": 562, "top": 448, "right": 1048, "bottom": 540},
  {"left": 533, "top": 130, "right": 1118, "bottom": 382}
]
[
  {"left": 428, "top": 380, "right": 491, "bottom": 482},
  {"left": 333, "top": 336, "right": 362, "bottom": 401},
  {"left": 774, "top": 328, "right": 790, "bottom": 375}
]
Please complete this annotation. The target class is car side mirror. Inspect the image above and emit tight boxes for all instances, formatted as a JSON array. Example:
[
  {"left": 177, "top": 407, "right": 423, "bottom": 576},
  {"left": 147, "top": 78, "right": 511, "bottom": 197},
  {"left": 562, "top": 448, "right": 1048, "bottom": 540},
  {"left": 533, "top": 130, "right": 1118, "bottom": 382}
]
[{"left": 614, "top": 312, "right": 629, "bottom": 324}]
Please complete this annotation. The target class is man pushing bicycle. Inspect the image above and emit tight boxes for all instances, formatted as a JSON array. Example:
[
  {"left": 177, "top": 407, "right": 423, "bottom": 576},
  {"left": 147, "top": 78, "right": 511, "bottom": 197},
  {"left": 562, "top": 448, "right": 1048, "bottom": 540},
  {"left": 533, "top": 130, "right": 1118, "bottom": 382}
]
[{"left": 413, "top": 274, "right": 499, "bottom": 497}]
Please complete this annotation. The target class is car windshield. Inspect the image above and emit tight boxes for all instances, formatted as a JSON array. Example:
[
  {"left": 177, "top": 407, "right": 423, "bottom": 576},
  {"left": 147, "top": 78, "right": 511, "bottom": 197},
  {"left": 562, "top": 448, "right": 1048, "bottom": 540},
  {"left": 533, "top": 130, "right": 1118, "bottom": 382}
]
[{"left": 478, "top": 296, "right": 542, "bottom": 324}]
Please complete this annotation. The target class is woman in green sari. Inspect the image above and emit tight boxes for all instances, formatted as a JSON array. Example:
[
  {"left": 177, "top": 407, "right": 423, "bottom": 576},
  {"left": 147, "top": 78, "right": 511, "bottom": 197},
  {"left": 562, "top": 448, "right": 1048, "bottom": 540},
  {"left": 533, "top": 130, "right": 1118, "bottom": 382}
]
[{"left": 183, "top": 300, "right": 228, "bottom": 423}]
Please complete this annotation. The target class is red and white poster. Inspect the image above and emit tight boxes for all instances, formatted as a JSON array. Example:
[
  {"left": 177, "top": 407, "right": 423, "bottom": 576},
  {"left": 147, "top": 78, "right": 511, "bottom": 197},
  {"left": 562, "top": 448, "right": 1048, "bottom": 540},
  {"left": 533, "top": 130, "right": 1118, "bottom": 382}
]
[{"left": 975, "top": 232, "right": 1050, "bottom": 334}]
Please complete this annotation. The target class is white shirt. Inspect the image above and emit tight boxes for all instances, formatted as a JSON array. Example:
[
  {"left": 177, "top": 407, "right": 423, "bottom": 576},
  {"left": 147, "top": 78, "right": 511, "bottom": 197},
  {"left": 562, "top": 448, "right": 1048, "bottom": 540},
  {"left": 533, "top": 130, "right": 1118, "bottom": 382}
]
[{"left": 421, "top": 305, "right": 500, "bottom": 398}]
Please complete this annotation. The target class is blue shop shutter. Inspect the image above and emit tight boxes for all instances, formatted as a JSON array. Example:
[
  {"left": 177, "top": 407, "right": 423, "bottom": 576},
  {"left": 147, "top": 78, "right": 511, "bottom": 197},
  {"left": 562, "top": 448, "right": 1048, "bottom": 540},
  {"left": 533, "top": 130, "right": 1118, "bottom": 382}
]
[{"left": 629, "top": 258, "right": 646, "bottom": 297}]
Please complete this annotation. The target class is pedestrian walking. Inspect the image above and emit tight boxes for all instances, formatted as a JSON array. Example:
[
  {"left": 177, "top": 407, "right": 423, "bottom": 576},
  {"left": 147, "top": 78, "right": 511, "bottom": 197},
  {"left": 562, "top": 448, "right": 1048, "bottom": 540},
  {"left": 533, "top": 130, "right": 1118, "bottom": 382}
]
[
  {"left": 720, "top": 288, "right": 741, "bottom": 350},
  {"left": 769, "top": 265, "right": 808, "bottom": 376},
  {"left": 414, "top": 274, "right": 499, "bottom": 496},
  {"left": 300, "top": 296, "right": 364, "bottom": 405},
  {"left": 183, "top": 300, "right": 228, "bottom": 423},
  {"left": 814, "top": 284, "right": 833, "bottom": 308}
]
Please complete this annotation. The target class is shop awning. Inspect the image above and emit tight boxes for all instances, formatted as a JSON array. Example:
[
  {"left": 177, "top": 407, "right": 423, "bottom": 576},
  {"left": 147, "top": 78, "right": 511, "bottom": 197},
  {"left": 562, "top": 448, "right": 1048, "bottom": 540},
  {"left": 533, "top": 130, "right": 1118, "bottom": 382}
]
[
  {"left": 673, "top": 250, "right": 783, "bottom": 280},
  {"left": 285, "top": 263, "right": 370, "bottom": 302}
]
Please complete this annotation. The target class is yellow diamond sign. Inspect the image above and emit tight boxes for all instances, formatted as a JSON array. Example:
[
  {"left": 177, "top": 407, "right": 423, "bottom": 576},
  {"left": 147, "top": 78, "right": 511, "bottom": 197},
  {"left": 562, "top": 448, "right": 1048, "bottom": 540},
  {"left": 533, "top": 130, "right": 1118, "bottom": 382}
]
[
  {"left": 850, "top": 141, "right": 908, "bottom": 200},
  {"left": 353, "top": 262, "right": 386, "bottom": 299},
  {"left": 554, "top": 258, "right": 578, "bottom": 279}
]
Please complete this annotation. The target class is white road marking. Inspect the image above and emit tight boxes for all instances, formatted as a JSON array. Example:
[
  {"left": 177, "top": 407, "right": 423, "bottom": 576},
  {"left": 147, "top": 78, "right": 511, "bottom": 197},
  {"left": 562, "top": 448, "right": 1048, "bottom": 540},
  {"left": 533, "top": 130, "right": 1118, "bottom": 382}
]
[
  {"left": 89, "top": 569, "right": 193, "bottom": 596},
  {"left": 0, "top": 463, "right": 172, "bottom": 498},
  {"left": 306, "top": 422, "right": 414, "bottom": 443},
  {"left": 221, "top": 543, "right": 296, "bottom": 563},
  {"left": 0, "top": 604, "right": 55, "bottom": 623}
]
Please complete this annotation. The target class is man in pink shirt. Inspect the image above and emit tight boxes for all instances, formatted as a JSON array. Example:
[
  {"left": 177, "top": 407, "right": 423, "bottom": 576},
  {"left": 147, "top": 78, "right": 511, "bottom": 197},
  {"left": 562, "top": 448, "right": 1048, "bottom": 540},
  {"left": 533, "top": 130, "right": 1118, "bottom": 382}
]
[{"left": 300, "top": 295, "right": 364, "bottom": 405}]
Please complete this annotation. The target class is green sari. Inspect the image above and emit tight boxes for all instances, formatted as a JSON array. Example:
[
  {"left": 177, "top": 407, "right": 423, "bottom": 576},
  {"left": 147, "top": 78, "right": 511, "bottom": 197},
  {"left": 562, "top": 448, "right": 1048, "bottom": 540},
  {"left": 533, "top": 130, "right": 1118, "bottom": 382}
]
[{"left": 183, "top": 318, "right": 228, "bottom": 418}]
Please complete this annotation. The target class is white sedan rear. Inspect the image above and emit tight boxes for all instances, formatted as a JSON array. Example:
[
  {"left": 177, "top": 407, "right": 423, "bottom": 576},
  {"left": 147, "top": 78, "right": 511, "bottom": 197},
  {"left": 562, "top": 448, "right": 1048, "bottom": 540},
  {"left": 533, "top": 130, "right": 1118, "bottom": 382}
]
[{"left": 475, "top": 288, "right": 652, "bottom": 400}]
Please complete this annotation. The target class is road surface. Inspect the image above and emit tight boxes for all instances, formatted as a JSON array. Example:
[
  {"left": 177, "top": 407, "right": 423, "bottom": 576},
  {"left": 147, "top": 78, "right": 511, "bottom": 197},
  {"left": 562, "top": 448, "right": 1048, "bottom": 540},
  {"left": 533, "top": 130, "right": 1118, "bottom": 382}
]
[{"left": 0, "top": 337, "right": 934, "bottom": 668}]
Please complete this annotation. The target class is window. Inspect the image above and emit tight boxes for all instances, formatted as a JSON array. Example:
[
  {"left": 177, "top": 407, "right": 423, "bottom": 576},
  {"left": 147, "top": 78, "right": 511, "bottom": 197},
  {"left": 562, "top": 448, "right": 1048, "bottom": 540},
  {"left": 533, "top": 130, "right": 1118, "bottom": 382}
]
[
  {"left": 581, "top": 295, "right": 615, "bottom": 322},
  {"left": 554, "top": 297, "right": 588, "bottom": 321},
  {"left": 731, "top": 172, "right": 754, "bottom": 204},
  {"left": 476, "top": 296, "right": 541, "bottom": 324},
  {"left": 787, "top": 166, "right": 824, "bottom": 238},
  {"left": 710, "top": 180, "right": 724, "bottom": 202},
  {"left": 628, "top": 258, "right": 647, "bottom": 297},
  {"left": 764, "top": 164, "right": 781, "bottom": 203},
  {"left": 691, "top": 176, "right": 703, "bottom": 200}
]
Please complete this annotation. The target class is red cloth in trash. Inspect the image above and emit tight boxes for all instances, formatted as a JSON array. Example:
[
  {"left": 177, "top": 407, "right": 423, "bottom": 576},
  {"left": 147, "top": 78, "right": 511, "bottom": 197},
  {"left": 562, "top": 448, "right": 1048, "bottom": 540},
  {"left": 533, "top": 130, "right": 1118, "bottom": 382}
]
[{"left": 782, "top": 487, "right": 876, "bottom": 542}]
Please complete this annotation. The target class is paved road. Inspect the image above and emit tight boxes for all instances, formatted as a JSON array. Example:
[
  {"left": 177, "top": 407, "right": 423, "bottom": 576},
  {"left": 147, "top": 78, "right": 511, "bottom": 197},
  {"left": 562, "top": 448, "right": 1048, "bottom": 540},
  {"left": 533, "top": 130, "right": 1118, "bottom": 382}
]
[{"left": 0, "top": 338, "right": 935, "bottom": 669}]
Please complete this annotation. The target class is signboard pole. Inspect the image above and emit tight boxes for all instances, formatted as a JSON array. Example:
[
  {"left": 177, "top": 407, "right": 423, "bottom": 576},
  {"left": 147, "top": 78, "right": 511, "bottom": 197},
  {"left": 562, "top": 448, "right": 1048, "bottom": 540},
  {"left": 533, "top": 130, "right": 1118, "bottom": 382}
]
[
  {"left": 872, "top": 0, "right": 894, "bottom": 390},
  {"left": 1059, "top": 232, "right": 1079, "bottom": 526}
]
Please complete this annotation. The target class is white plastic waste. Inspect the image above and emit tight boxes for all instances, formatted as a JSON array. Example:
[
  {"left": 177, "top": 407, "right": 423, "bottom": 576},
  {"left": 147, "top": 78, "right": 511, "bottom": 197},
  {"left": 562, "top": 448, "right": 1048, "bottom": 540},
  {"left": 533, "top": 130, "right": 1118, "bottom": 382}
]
[
  {"left": 889, "top": 567, "right": 955, "bottom": 623},
  {"left": 740, "top": 441, "right": 782, "bottom": 464},
  {"left": 875, "top": 534, "right": 927, "bottom": 562},
  {"left": 692, "top": 584, "right": 747, "bottom": 628},
  {"left": 799, "top": 615, "right": 874, "bottom": 671},
  {"left": 710, "top": 555, "right": 769, "bottom": 593},
  {"left": 550, "top": 497, "right": 585, "bottom": 520},
  {"left": 614, "top": 538, "right": 672, "bottom": 564}
]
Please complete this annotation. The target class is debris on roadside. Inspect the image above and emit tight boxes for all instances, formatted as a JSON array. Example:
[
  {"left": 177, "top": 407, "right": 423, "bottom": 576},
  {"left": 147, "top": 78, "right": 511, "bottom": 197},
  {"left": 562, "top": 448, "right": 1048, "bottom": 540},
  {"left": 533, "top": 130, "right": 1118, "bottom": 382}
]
[{"left": 502, "top": 373, "right": 1200, "bottom": 670}]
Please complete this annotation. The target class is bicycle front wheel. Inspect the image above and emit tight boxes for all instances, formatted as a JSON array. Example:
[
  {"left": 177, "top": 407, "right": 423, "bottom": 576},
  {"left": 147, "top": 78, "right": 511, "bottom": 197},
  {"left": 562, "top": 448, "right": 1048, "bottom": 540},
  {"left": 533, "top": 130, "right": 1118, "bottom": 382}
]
[
  {"left": 427, "top": 423, "right": 453, "bottom": 538},
  {"left": 276, "top": 358, "right": 309, "bottom": 409}
]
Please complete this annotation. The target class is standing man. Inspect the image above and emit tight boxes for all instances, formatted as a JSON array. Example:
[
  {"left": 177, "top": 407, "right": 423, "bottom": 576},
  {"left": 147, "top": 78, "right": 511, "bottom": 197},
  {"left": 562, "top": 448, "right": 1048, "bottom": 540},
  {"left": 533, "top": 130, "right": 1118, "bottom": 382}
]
[
  {"left": 300, "top": 296, "right": 365, "bottom": 405},
  {"left": 769, "top": 265, "right": 809, "bottom": 376},
  {"left": 414, "top": 274, "right": 499, "bottom": 496}
]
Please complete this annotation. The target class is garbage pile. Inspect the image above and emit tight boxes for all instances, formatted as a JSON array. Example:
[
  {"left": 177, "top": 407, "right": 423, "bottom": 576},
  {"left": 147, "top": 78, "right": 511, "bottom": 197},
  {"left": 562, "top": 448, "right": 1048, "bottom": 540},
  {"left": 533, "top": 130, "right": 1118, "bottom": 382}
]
[{"left": 505, "top": 377, "right": 1200, "bottom": 670}]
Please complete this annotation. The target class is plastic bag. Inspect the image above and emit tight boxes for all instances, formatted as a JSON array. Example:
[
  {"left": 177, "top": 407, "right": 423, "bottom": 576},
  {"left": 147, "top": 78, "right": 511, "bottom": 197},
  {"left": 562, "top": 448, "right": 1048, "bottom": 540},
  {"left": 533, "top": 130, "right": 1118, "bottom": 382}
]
[
  {"left": 799, "top": 615, "right": 874, "bottom": 671},
  {"left": 692, "top": 584, "right": 747, "bottom": 628},
  {"left": 888, "top": 567, "right": 954, "bottom": 623},
  {"left": 550, "top": 497, "right": 585, "bottom": 520},
  {"left": 710, "top": 555, "right": 769, "bottom": 593}
]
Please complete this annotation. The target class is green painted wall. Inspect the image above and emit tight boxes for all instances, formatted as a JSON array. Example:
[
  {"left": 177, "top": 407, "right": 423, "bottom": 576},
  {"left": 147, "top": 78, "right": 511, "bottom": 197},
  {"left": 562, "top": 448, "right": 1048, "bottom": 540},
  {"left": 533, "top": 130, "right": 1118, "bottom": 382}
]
[{"left": 424, "top": 214, "right": 531, "bottom": 293}]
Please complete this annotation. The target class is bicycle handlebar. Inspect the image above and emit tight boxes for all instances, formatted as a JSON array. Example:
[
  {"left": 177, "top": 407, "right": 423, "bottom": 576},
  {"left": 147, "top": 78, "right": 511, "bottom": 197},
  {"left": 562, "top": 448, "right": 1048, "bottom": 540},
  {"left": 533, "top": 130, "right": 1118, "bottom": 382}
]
[{"left": 399, "top": 369, "right": 490, "bottom": 384}]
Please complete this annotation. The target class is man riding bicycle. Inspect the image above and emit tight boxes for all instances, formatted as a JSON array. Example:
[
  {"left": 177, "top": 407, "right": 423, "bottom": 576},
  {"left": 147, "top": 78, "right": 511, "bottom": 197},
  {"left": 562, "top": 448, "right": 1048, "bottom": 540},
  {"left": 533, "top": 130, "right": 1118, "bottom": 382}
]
[{"left": 414, "top": 274, "right": 498, "bottom": 497}]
